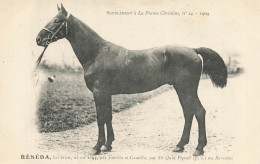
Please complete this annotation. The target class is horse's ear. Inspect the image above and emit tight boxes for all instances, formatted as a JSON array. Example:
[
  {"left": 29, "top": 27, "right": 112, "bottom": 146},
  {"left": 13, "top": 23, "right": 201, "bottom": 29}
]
[
  {"left": 57, "top": 4, "right": 61, "bottom": 11},
  {"left": 60, "top": 3, "right": 68, "bottom": 16}
]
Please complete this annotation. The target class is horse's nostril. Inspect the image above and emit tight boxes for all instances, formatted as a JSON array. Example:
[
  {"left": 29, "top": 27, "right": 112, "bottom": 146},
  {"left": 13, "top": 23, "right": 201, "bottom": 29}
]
[{"left": 36, "top": 37, "right": 41, "bottom": 44}]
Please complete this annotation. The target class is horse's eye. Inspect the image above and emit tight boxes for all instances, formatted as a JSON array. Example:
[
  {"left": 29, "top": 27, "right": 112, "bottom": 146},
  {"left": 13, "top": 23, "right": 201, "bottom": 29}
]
[{"left": 54, "top": 19, "right": 59, "bottom": 23}]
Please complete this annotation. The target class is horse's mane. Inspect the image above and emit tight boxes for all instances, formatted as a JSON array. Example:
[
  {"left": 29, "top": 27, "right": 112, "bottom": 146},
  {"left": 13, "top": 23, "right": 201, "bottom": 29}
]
[{"left": 71, "top": 15, "right": 104, "bottom": 40}]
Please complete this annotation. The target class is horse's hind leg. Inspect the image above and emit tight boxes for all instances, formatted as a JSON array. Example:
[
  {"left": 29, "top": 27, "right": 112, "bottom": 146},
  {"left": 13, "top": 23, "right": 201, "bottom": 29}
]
[
  {"left": 173, "top": 105, "right": 194, "bottom": 152},
  {"left": 173, "top": 86, "right": 207, "bottom": 156},
  {"left": 172, "top": 88, "right": 195, "bottom": 152},
  {"left": 193, "top": 100, "right": 207, "bottom": 156},
  {"left": 172, "top": 66, "right": 207, "bottom": 155}
]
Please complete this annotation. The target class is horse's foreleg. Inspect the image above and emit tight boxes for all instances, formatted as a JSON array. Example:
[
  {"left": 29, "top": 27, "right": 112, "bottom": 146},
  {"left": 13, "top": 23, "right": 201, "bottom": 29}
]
[
  {"left": 101, "top": 96, "right": 114, "bottom": 152},
  {"left": 101, "top": 122, "right": 114, "bottom": 151},
  {"left": 91, "top": 90, "right": 110, "bottom": 155}
]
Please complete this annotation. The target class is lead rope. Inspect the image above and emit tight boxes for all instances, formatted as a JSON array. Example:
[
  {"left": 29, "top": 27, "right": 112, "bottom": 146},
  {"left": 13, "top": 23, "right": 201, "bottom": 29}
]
[{"left": 36, "top": 46, "right": 48, "bottom": 70}]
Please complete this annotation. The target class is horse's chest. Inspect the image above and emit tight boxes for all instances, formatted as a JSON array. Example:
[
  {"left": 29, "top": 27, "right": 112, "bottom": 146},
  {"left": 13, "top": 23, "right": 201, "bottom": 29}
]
[{"left": 84, "top": 69, "right": 95, "bottom": 92}]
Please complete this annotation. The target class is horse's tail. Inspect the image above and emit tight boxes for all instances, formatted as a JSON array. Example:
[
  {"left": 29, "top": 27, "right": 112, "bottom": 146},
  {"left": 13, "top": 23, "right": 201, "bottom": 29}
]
[{"left": 194, "top": 47, "right": 227, "bottom": 88}]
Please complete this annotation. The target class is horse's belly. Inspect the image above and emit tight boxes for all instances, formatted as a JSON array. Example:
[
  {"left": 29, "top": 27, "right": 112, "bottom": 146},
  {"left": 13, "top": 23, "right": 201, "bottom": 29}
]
[
  {"left": 112, "top": 73, "right": 169, "bottom": 94},
  {"left": 120, "top": 84, "right": 161, "bottom": 94}
]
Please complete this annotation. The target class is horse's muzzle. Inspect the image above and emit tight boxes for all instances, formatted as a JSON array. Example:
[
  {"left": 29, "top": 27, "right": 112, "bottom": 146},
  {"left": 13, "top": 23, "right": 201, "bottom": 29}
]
[
  {"left": 36, "top": 30, "right": 52, "bottom": 47},
  {"left": 36, "top": 36, "right": 41, "bottom": 45},
  {"left": 36, "top": 36, "right": 48, "bottom": 47}
]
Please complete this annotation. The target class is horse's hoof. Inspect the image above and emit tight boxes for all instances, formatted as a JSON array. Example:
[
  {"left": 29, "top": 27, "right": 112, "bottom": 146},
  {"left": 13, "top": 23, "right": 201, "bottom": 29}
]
[
  {"left": 101, "top": 145, "right": 112, "bottom": 152},
  {"left": 193, "top": 149, "right": 204, "bottom": 156},
  {"left": 89, "top": 148, "right": 101, "bottom": 155},
  {"left": 172, "top": 146, "right": 184, "bottom": 152}
]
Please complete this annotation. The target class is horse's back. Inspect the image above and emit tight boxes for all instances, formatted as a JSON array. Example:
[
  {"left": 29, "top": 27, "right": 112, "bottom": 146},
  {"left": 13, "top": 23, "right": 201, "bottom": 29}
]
[
  {"left": 103, "top": 43, "right": 200, "bottom": 67},
  {"left": 129, "top": 45, "right": 200, "bottom": 65}
]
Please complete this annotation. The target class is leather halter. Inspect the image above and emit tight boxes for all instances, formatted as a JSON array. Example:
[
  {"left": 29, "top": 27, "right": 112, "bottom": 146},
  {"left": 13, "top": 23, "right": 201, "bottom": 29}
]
[{"left": 42, "top": 13, "right": 70, "bottom": 45}]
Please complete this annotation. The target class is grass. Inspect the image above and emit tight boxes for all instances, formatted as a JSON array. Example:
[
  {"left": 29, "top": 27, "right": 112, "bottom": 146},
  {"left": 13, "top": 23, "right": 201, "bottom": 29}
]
[{"left": 37, "top": 68, "right": 171, "bottom": 133}]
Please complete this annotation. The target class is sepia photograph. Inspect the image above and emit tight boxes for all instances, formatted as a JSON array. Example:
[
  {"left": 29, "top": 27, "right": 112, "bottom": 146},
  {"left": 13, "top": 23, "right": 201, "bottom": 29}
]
[{"left": 0, "top": 0, "right": 259, "bottom": 164}]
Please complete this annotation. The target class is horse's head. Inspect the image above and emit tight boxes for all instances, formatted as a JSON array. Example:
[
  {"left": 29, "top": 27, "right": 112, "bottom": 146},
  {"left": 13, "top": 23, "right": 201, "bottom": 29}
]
[{"left": 36, "top": 4, "right": 70, "bottom": 47}]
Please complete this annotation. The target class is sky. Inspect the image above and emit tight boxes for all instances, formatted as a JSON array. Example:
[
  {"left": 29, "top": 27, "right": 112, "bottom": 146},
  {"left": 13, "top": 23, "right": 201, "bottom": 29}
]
[{"left": 5, "top": 0, "right": 257, "bottom": 68}]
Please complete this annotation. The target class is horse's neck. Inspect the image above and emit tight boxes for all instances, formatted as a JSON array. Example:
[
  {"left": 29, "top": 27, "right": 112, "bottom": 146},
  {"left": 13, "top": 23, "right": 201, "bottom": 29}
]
[{"left": 66, "top": 15, "right": 106, "bottom": 67}]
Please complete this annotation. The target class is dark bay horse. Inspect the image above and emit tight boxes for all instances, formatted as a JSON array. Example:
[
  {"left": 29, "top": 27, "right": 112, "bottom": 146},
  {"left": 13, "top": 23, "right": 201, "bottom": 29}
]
[{"left": 36, "top": 4, "right": 227, "bottom": 156}]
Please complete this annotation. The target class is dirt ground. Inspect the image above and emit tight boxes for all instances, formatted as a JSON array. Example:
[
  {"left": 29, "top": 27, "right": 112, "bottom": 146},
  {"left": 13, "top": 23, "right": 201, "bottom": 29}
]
[{"left": 37, "top": 76, "right": 243, "bottom": 158}]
